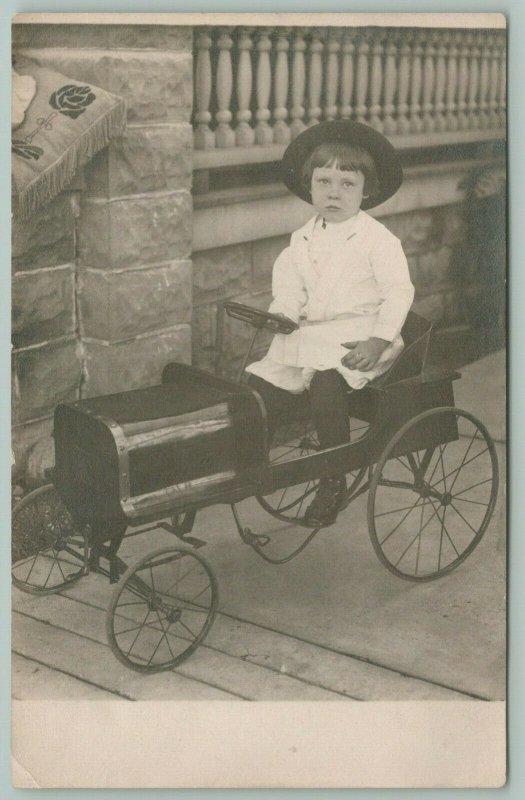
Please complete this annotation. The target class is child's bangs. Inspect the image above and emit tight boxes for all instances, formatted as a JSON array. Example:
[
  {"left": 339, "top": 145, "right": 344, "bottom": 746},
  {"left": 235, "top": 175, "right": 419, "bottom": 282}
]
[{"left": 309, "top": 142, "right": 375, "bottom": 174}]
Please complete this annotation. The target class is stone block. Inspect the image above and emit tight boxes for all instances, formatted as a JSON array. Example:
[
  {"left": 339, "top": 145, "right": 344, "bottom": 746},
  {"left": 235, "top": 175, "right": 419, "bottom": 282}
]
[
  {"left": 192, "top": 305, "right": 219, "bottom": 373},
  {"left": 442, "top": 289, "right": 464, "bottom": 324},
  {"left": 416, "top": 247, "right": 453, "bottom": 290},
  {"left": 26, "top": 435, "right": 56, "bottom": 484},
  {"left": 79, "top": 260, "right": 192, "bottom": 340},
  {"left": 412, "top": 292, "right": 446, "bottom": 323},
  {"left": 441, "top": 204, "right": 468, "bottom": 247},
  {"left": 82, "top": 326, "right": 191, "bottom": 397},
  {"left": 13, "top": 338, "right": 81, "bottom": 423},
  {"left": 193, "top": 244, "right": 251, "bottom": 306},
  {"left": 17, "top": 49, "right": 193, "bottom": 123},
  {"left": 252, "top": 235, "right": 290, "bottom": 291},
  {"left": 12, "top": 266, "right": 76, "bottom": 348},
  {"left": 12, "top": 193, "right": 75, "bottom": 272},
  {"left": 106, "top": 25, "right": 192, "bottom": 51},
  {"left": 381, "top": 209, "right": 440, "bottom": 256},
  {"left": 11, "top": 417, "right": 54, "bottom": 480},
  {"left": 13, "top": 23, "right": 192, "bottom": 51},
  {"left": 84, "top": 123, "right": 192, "bottom": 197},
  {"left": 77, "top": 192, "right": 191, "bottom": 269}
]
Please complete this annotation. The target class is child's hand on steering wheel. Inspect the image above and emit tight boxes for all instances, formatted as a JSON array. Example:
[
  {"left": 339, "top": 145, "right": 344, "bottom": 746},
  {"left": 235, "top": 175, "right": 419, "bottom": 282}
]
[
  {"left": 341, "top": 337, "right": 389, "bottom": 371},
  {"left": 269, "top": 312, "right": 296, "bottom": 331}
]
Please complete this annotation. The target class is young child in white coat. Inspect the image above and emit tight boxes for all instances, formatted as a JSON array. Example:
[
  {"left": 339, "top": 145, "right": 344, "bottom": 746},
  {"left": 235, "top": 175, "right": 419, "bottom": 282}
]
[{"left": 246, "top": 120, "right": 415, "bottom": 526}]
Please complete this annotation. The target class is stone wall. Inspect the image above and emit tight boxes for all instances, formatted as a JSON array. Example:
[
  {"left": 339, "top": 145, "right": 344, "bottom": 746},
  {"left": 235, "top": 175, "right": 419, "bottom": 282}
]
[
  {"left": 12, "top": 24, "right": 193, "bottom": 481},
  {"left": 192, "top": 200, "right": 471, "bottom": 380}
]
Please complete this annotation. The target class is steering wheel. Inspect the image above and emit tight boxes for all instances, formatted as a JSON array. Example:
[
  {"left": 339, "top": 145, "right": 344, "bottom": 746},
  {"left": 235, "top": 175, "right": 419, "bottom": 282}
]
[{"left": 223, "top": 301, "right": 298, "bottom": 335}]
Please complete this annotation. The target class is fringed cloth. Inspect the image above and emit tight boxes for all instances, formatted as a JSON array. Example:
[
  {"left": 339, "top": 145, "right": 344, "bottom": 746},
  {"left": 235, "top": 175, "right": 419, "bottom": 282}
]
[{"left": 12, "top": 60, "right": 126, "bottom": 217}]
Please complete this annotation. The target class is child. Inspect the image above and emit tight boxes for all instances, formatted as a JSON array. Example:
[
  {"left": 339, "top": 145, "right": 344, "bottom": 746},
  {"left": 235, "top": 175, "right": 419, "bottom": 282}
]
[{"left": 246, "top": 120, "right": 415, "bottom": 526}]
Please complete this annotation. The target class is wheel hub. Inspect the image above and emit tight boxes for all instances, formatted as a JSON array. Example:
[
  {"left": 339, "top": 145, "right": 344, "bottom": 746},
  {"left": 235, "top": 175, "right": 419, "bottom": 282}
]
[{"left": 441, "top": 492, "right": 453, "bottom": 506}]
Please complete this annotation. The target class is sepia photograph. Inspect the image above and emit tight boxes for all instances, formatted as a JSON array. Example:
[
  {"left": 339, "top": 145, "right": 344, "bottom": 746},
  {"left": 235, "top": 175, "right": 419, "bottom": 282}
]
[{"left": 10, "top": 11, "right": 507, "bottom": 788}]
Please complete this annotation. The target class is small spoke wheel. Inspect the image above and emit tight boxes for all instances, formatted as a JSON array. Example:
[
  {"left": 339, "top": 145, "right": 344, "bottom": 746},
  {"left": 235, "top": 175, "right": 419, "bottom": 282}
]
[
  {"left": 368, "top": 407, "right": 499, "bottom": 581},
  {"left": 11, "top": 484, "right": 88, "bottom": 595},
  {"left": 257, "top": 418, "right": 369, "bottom": 525},
  {"left": 106, "top": 546, "right": 218, "bottom": 673}
]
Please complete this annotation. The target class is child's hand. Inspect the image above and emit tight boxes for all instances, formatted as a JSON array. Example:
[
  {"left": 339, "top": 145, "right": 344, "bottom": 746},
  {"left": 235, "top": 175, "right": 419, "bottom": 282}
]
[
  {"left": 268, "top": 312, "right": 296, "bottom": 331},
  {"left": 341, "top": 337, "right": 389, "bottom": 371}
]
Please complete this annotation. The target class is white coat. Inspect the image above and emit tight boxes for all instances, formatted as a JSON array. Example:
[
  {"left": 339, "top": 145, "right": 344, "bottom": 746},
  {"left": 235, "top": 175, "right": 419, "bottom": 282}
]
[{"left": 246, "top": 210, "right": 415, "bottom": 393}]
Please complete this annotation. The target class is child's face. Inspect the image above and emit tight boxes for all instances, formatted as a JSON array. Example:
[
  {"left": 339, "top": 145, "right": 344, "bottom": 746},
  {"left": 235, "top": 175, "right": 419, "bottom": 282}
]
[{"left": 310, "top": 164, "right": 366, "bottom": 223}]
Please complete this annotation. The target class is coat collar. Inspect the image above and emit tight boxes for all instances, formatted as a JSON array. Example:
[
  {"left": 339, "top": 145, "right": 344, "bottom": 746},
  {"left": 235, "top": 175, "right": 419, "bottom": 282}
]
[{"left": 299, "top": 210, "right": 366, "bottom": 242}]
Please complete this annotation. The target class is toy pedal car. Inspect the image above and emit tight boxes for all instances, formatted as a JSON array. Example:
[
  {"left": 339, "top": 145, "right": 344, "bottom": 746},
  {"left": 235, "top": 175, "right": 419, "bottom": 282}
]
[{"left": 12, "top": 302, "right": 499, "bottom": 673}]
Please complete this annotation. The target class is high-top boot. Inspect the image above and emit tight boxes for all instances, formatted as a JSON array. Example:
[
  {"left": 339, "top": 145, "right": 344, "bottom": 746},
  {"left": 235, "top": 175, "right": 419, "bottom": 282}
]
[{"left": 304, "top": 475, "right": 347, "bottom": 527}]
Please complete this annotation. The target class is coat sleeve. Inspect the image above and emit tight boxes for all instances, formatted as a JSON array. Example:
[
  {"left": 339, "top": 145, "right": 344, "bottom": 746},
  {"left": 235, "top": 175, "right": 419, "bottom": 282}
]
[
  {"left": 267, "top": 245, "right": 307, "bottom": 323},
  {"left": 369, "top": 234, "right": 415, "bottom": 342}
]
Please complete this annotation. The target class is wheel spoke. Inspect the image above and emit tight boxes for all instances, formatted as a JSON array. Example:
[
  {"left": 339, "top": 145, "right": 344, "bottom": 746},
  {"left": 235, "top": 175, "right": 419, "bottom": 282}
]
[
  {"left": 394, "top": 456, "right": 414, "bottom": 475},
  {"left": 449, "top": 502, "right": 480, "bottom": 536},
  {"left": 393, "top": 502, "right": 440, "bottom": 567},
  {"left": 432, "top": 446, "right": 489, "bottom": 489},
  {"left": 380, "top": 496, "right": 425, "bottom": 547},
  {"left": 187, "top": 584, "right": 212, "bottom": 604},
  {"left": 147, "top": 609, "right": 175, "bottom": 666},
  {"left": 453, "top": 496, "right": 490, "bottom": 507},
  {"left": 415, "top": 502, "right": 425, "bottom": 575},
  {"left": 177, "top": 617, "right": 198, "bottom": 640},
  {"left": 452, "top": 478, "right": 493, "bottom": 498},
  {"left": 438, "top": 445, "right": 448, "bottom": 492},
  {"left": 125, "top": 608, "right": 151, "bottom": 658},
  {"left": 375, "top": 502, "right": 424, "bottom": 519},
  {"left": 428, "top": 496, "right": 459, "bottom": 561}
]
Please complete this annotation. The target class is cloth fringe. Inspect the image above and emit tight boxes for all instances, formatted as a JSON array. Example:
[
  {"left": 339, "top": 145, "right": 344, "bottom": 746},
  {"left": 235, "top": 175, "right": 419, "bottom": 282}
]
[{"left": 16, "top": 99, "right": 126, "bottom": 218}]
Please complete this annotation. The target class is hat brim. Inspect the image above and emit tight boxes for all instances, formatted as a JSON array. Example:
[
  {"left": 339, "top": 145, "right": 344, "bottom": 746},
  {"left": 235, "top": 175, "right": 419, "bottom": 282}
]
[{"left": 281, "top": 120, "right": 403, "bottom": 210}]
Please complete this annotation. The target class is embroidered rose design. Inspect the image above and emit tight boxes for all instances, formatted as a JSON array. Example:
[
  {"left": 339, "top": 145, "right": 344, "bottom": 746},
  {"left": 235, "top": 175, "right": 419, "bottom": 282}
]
[
  {"left": 12, "top": 140, "right": 44, "bottom": 160},
  {"left": 49, "top": 84, "right": 96, "bottom": 119}
]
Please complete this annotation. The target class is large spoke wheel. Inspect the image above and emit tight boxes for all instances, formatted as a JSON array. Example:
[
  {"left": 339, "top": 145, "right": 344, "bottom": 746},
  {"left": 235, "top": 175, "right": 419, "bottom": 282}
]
[
  {"left": 106, "top": 546, "right": 218, "bottom": 673},
  {"left": 11, "top": 484, "right": 88, "bottom": 595},
  {"left": 368, "top": 407, "right": 499, "bottom": 581},
  {"left": 257, "top": 418, "right": 369, "bottom": 525}
]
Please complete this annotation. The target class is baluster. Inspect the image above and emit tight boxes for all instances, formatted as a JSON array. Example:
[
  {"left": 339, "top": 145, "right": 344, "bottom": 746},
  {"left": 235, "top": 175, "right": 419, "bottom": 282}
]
[
  {"left": 422, "top": 32, "right": 436, "bottom": 133},
  {"left": 215, "top": 27, "right": 235, "bottom": 147},
  {"left": 382, "top": 31, "right": 398, "bottom": 135},
  {"left": 273, "top": 28, "right": 291, "bottom": 144},
  {"left": 396, "top": 32, "right": 411, "bottom": 134},
  {"left": 445, "top": 31, "right": 459, "bottom": 132},
  {"left": 254, "top": 27, "right": 273, "bottom": 145},
  {"left": 355, "top": 32, "right": 370, "bottom": 124},
  {"left": 433, "top": 31, "right": 447, "bottom": 132},
  {"left": 339, "top": 31, "right": 355, "bottom": 120},
  {"left": 409, "top": 30, "right": 424, "bottom": 133},
  {"left": 477, "top": 32, "right": 491, "bottom": 129},
  {"left": 369, "top": 31, "right": 384, "bottom": 131},
  {"left": 488, "top": 36, "right": 500, "bottom": 129},
  {"left": 457, "top": 30, "right": 470, "bottom": 131},
  {"left": 234, "top": 27, "right": 255, "bottom": 146},
  {"left": 467, "top": 31, "right": 480, "bottom": 130},
  {"left": 194, "top": 27, "right": 215, "bottom": 149},
  {"left": 324, "top": 29, "right": 341, "bottom": 121},
  {"left": 290, "top": 28, "right": 307, "bottom": 137},
  {"left": 497, "top": 32, "right": 507, "bottom": 127},
  {"left": 306, "top": 28, "right": 324, "bottom": 127}
]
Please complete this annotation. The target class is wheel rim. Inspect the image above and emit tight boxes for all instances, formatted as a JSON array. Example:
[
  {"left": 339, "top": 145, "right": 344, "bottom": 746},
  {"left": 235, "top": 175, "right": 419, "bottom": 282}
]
[
  {"left": 257, "top": 418, "right": 370, "bottom": 524},
  {"left": 106, "top": 547, "right": 218, "bottom": 673},
  {"left": 11, "top": 484, "right": 87, "bottom": 595},
  {"left": 368, "top": 407, "right": 499, "bottom": 581}
]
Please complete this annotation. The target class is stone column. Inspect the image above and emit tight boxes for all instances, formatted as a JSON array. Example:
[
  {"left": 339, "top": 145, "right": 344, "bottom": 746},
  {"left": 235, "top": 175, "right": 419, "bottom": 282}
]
[{"left": 11, "top": 23, "right": 194, "bottom": 479}]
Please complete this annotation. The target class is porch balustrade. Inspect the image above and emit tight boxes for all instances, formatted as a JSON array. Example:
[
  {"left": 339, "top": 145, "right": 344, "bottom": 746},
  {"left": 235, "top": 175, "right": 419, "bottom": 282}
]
[{"left": 193, "top": 26, "right": 506, "bottom": 169}]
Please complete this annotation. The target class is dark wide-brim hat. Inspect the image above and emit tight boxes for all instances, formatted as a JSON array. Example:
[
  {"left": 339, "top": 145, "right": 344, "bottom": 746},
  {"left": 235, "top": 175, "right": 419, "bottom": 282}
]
[{"left": 281, "top": 120, "right": 403, "bottom": 210}]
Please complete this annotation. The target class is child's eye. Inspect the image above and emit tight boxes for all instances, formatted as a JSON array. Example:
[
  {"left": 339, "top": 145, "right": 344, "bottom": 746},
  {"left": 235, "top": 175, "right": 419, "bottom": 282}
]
[{"left": 343, "top": 181, "right": 355, "bottom": 188}]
